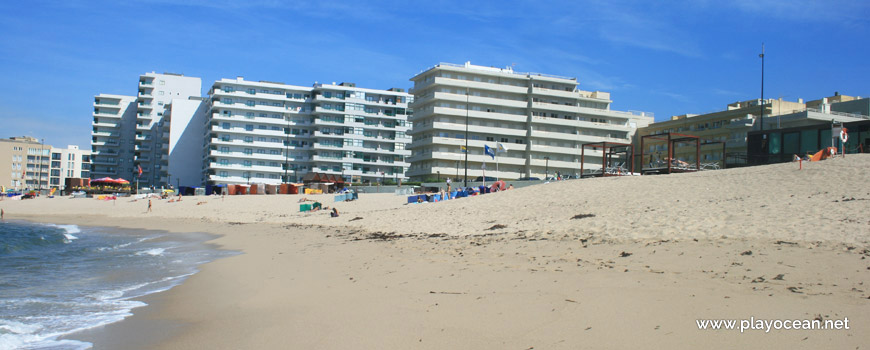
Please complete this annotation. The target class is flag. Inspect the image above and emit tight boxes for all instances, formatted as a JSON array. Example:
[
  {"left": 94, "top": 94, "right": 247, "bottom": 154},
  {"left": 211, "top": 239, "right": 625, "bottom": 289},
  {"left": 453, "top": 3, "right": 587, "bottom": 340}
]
[
  {"left": 137, "top": 164, "right": 143, "bottom": 178},
  {"left": 496, "top": 142, "right": 507, "bottom": 153},
  {"left": 460, "top": 145, "right": 467, "bottom": 153},
  {"left": 484, "top": 144, "right": 495, "bottom": 160}
]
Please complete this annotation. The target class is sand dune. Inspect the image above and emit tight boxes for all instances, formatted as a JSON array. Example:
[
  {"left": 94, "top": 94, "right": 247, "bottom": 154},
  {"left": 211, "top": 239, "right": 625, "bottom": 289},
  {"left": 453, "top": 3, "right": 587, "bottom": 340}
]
[{"left": 2, "top": 155, "right": 868, "bottom": 349}]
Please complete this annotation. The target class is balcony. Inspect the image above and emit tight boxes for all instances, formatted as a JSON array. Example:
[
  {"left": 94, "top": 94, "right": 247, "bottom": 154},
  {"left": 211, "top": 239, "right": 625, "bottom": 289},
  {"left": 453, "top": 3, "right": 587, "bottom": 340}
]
[
  {"left": 92, "top": 158, "right": 118, "bottom": 165},
  {"left": 91, "top": 131, "right": 119, "bottom": 137},
  {"left": 93, "top": 111, "right": 122, "bottom": 119},
  {"left": 134, "top": 155, "right": 151, "bottom": 162},
  {"left": 139, "top": 80, "right": 153, "bottom": 87},
  {"left": 136, "top": 124, "right": 151, "bottom": 131},
  {"left": 135, "top": 135, "right": 151, "bottom": 141},
  {"left": 134, "top": 144, "right": 151, "bottom": 151},
  {"left": 92, "top": 121, "right": 120, "bottom": 128}
]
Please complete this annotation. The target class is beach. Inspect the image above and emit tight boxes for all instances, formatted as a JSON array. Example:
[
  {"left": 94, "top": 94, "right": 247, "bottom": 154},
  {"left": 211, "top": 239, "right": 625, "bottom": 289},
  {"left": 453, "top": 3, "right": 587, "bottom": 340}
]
[{"left": 2, "top": 155, "right": 869, "bottom": 349}]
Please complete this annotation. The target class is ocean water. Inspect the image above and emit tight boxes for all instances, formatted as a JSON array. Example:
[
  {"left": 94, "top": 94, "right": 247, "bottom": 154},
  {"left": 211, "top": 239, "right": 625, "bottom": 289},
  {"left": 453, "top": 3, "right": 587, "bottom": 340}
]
[{"left": 0, "top": 221, "right": 234, "bottom": 350}]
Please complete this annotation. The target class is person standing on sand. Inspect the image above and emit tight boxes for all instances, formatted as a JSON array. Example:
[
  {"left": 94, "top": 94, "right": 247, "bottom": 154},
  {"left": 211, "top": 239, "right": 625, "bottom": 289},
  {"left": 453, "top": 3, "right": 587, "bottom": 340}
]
[
  {"left": 147, "top": 199, "right": 152, "bottom": 213},
  {"left": 1, "top": 208, "right": 4, "bottom": 220}
]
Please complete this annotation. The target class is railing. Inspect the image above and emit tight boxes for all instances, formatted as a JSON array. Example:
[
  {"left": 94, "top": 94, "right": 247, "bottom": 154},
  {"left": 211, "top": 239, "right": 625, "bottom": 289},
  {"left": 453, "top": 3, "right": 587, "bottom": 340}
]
[
  {"left": 806, "top": 108, "right": 870, "bottom": 120},
  {"left": 424, "top": 62, "right": 576, "bottom": 81}
]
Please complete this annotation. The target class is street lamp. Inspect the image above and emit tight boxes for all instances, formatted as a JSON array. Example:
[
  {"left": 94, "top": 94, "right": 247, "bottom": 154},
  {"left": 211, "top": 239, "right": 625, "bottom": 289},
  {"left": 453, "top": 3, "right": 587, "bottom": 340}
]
[
  {"left": 759, "top": 43, "right": 765, "bottom": 132},
  {"left": 544, "top": 156, "right": 550, "bottom": 179}
]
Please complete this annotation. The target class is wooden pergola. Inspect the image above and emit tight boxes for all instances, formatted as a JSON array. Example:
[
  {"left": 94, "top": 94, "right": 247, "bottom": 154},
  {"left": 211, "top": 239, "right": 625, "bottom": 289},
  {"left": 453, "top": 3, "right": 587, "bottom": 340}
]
[
  {"left": 640, "top": 132, "right": 700, "bottom": 175},
  {"left": 580, "top": 141, "right": 634, "bottom": 177}
]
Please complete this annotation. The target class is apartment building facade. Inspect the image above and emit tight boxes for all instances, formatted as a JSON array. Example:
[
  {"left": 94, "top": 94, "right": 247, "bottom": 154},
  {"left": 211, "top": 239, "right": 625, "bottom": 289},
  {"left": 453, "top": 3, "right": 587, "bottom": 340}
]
[
  {"left": 407, "top": 62, "right": 653, "bottom": 181},
  {"left": 91, "top": 73, "right": 202, "bottom": 188},
  {"left": 0, "top": 136, "right": 51, "bottom": 191},
  {"left": 49, "top": 145, "right": 92, "bottom": 191},
  {"left": 203, "top": 78, "right": 412, "bottom": 186},
  {"left": 135, "top": 72, "right": 202, "bottom": 187},
  {"left": 91, "top": 94, "right": 137, "bottom": 179}
]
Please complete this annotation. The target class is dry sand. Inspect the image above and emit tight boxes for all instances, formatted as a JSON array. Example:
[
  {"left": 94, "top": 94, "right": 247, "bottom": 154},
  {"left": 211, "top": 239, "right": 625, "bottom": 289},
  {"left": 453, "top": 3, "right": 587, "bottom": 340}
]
[{"left": 2, "top": 155, "right": 869, "bottom": 349}]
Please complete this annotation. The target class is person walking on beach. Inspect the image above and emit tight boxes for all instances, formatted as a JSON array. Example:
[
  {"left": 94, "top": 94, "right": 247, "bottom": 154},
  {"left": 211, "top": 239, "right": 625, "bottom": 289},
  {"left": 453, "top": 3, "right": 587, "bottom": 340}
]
[{"left": 147, "top": 199, "right": 152, "bottom": 213}]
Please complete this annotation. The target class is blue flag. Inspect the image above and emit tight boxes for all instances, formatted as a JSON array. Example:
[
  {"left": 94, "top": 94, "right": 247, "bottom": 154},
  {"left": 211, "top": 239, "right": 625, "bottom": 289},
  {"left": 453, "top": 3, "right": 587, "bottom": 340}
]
[{"left": 484, "top": 144, "right": 495, "bottom": 160}]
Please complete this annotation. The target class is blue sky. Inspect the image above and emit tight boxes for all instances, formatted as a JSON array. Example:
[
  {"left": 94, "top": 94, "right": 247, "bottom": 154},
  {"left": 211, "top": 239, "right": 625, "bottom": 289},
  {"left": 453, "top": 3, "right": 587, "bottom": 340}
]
[{"left": 1, "top": 0, "right": 867, "bottom": 148}]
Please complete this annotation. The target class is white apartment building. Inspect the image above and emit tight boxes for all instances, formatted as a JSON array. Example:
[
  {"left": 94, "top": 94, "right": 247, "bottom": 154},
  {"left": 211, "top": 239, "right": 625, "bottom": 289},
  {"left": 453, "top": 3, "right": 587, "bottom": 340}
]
[
  {"left": 49, "top": 145, "right": 92, "bottom": 191},
  {"left": 135, "top": 72, "right": 202, "bottom": 187},
  {"left": 164, "top": 97, "right": 208, "bottom": 187},
  {"left": 203, "top": 78, "right": 412, "bottom": 185},
  {"left": 407, "top": 62, "right": 653, "bottom": 181},
  {"left": 91, "top": 94, "right": 137, "bottom": 179}
]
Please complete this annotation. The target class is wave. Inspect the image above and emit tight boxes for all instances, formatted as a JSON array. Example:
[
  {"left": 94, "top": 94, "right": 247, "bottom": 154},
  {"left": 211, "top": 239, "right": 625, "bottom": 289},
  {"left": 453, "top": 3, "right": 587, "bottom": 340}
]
[
  {"left": 135, "top": 248, "right": 165, "bottom": 256},
  {"left": 44, "top": 224, "right": 81, "bottom": 243}
]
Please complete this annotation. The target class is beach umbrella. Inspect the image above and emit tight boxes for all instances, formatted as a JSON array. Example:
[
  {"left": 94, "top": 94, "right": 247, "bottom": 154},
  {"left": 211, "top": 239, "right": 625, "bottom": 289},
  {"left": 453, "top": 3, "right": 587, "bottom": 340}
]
[{"left": 115, "top": 178, "right": 130, "bottom": 184}]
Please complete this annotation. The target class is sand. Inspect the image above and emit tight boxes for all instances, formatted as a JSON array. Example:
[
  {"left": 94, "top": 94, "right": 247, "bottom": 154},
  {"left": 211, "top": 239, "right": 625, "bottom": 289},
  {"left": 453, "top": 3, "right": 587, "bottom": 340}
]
[{"left": 2, "top": 155, "right": 869, "bottom": 349}]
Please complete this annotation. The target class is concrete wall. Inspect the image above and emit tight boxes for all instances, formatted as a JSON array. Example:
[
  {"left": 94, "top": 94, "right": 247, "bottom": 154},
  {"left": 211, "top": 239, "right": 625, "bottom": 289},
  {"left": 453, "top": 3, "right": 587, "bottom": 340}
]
[
  {"left": 168, "top": 99, "right": 207, "bottom": 187},
  {"left": 831, "top": 98, "right": 869, "bottom": 116}
]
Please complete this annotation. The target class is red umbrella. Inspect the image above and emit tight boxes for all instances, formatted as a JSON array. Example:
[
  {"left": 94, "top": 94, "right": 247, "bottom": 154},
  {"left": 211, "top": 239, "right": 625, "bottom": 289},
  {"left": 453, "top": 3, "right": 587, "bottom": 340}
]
[
  {"left": 91, "top": 177, "right": 115, "bottom": 183},
  {"left": 115, "top": 178, "right": 130, "bottom": 184}
]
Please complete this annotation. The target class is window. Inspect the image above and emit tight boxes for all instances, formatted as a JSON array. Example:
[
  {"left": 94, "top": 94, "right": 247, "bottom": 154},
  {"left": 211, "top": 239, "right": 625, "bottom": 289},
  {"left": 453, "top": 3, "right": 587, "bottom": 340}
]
[
  {"left": 222, "top": 122, "right": 231, "bottom": 129},
  {"left": 246, "top": 100, "right": 255, "bottom": 107},
  {"left": 220, "top": 146, "right": 229, "bottom": 153},
  {"left": 245, "top": 125, "right": 254, "bottom": 131},
  {"left": 244, "top": 148, "right": 253, "bottom": 155},
  {"left": 247, "top": 88, "right": 256, "bottom": 95},
  {"left": 244, "top": 136, "right": 253, "bottom": 143},
  {"left": 243, "top": 160, "right": 252, "bottom": 167}
]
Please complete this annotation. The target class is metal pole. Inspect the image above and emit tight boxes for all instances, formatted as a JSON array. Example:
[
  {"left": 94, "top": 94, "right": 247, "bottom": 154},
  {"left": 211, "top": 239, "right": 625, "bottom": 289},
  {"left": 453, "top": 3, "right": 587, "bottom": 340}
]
[
  {"left": 759, "top": 43, "right": 765, "bottom": 131},
  {"left": 284, "top": 116, "right": 290, "bottom": 183},
  {"left": 464, "top": 86, "right": 469, "bottom": 188},
  {"left": 544, "top": 156, "right": 549, "bottom": 179}
]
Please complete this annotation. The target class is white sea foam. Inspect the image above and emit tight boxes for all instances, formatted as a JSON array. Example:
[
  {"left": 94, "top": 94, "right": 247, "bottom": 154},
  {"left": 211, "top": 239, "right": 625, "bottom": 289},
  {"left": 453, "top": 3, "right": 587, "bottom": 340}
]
[
  {"left": 136, "top": 248, "right": 165, "bottom": 256},
  {"left": 43, "top": 224, "right": 81, "bottom": 242}
]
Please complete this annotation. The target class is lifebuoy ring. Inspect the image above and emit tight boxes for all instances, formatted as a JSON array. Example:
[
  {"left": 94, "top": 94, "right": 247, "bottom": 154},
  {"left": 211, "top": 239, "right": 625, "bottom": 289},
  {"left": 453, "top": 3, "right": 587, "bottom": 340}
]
[{"left": 840, "top": 129, "right": 849, "bottom": 143}]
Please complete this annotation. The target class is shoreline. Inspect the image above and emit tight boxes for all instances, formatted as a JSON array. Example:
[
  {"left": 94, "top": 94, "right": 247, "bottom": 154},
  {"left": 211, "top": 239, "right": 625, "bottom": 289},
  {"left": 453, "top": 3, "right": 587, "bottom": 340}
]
[
  {"left": 10, "top": 213, "right": 869, "bottom": 349},
  {"left": 2, "top": 155, "right": 869, "bottom": 348},
  {"left": 4, "top": 216, "right": 234, "bottom": 350}
]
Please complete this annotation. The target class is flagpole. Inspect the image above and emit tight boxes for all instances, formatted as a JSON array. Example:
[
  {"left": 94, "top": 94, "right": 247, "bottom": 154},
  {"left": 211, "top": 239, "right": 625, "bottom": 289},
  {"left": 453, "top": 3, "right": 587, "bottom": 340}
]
[
  {"left": 482, "top": 160, "right": 486, "bottom": 188},
  {"left": 495, "top": 154, "right": 499, "bottom": 181}
]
